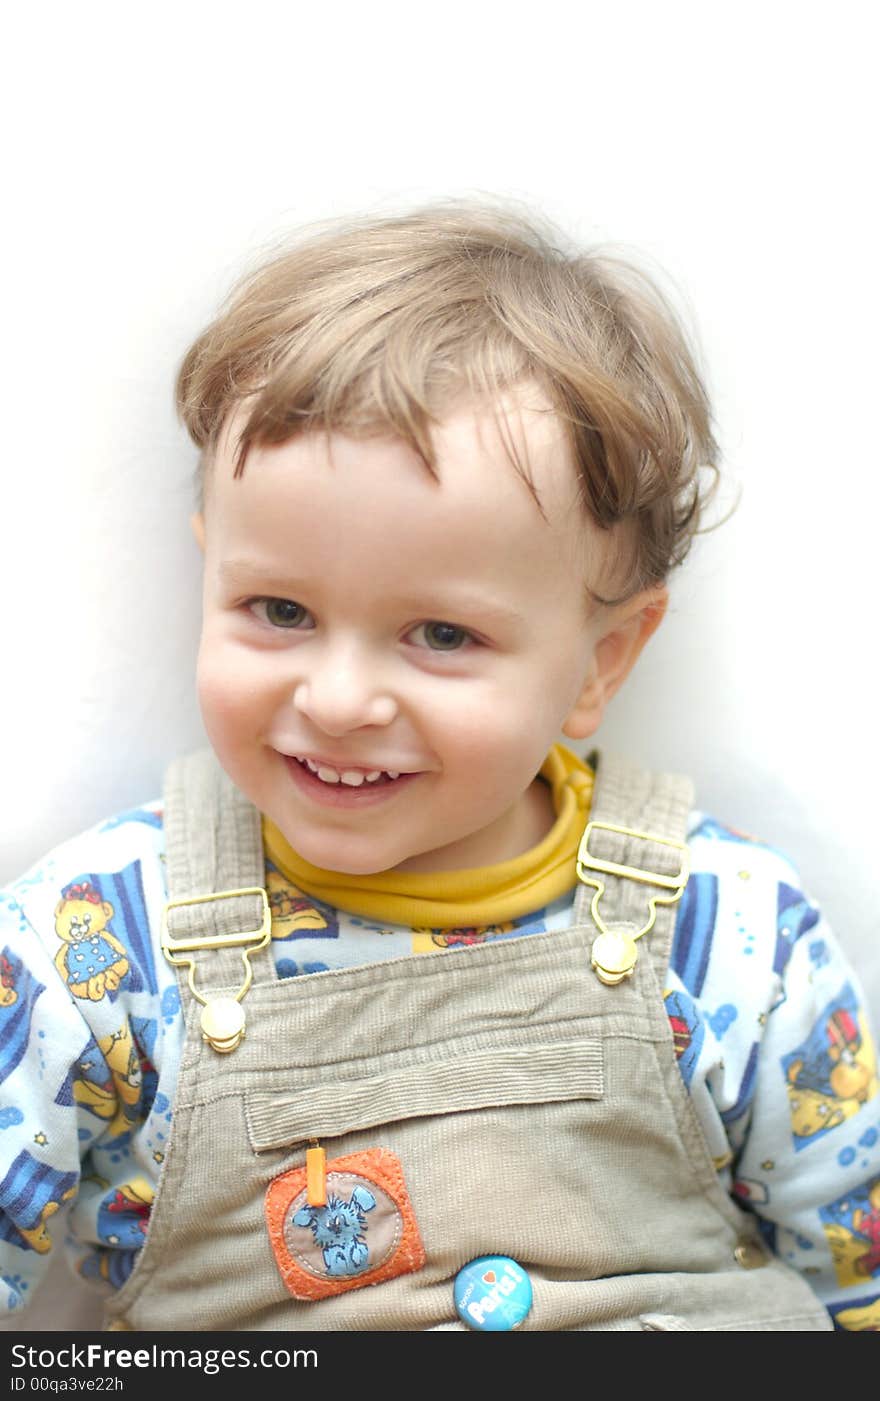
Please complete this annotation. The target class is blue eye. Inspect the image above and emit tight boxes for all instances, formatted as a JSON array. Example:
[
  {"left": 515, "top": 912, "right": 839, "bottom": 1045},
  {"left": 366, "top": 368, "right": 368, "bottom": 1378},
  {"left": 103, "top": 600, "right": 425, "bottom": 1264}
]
[
  {"left": 255, "top": 599, "right": 310, "bottom": 629},
  {"left": 421, "top": 621, "right": 469, "bottom": 651}
]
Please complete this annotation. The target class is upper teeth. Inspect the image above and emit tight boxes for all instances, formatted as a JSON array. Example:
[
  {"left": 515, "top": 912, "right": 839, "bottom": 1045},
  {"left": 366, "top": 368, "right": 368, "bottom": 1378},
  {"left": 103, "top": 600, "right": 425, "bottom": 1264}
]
[{"left": 300, "top": 757, "right": 401, "bottom": 786}]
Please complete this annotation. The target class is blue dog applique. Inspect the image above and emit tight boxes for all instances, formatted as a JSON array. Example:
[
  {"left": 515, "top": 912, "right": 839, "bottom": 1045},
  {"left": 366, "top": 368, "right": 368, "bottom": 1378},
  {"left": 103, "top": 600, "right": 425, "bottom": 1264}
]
[{"left": 293, "top": 1186, "right": 377, "bottom": 1276}]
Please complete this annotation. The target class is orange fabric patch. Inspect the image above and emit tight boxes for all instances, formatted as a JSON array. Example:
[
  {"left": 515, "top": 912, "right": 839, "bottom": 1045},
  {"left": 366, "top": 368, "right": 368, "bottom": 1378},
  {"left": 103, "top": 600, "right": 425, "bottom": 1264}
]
[{"left": 265, "top": 1147, "right": 426, "bottom": 1301}]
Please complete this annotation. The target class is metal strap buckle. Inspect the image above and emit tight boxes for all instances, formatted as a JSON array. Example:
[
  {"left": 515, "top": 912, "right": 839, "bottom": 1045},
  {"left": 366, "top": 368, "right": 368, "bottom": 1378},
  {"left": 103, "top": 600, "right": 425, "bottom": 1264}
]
[
  {"left": 576, "top": 820, "right": 689, "bottom": 942},
  {"left": 161, "top": 886, "right": 271, "bottom": 1052}
]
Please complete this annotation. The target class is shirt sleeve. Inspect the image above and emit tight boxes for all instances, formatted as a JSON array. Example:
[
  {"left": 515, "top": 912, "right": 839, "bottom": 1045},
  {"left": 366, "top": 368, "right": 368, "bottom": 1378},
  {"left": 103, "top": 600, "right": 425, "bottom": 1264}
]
[
  {"left": 0, "top": 881, "right": 94, "bottom": 1314},
  {"left": 725, "top": 877, "right": 880, "bottom": 1331},
  {"left": 0, "top": 805, "right": 172, "bottom": 1318}
]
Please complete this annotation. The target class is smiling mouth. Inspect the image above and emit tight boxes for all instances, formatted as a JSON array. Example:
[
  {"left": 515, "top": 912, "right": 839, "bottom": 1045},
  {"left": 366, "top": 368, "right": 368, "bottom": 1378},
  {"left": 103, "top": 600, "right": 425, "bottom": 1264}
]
[
  {"left": 292, "top": 755, "right": 403, "bottom": 787},
  {"left": 283, "top": 755, "right": 420, "bottom": 799}
]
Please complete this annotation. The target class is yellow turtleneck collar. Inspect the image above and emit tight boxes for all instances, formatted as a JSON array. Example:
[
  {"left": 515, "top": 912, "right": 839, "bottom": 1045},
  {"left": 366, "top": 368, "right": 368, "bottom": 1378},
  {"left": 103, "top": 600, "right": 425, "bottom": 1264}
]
[{"left": 262, "top": 743, "right": 593, "bottom": 929}]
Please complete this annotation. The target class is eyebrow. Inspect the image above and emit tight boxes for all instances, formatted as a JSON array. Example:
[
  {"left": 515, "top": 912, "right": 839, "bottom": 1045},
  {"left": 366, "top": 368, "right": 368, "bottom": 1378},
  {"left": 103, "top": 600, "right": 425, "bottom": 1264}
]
[
  {"left": 217, "top": 561, "right": 526, "bottom": 626},
  {"left": 218, "top": 562, "right": 302, "bottom": 589}
]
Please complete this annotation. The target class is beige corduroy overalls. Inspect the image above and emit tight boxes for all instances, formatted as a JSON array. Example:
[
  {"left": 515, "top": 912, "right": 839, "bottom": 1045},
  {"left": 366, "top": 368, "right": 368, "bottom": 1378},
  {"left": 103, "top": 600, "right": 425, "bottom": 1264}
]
[{"left": 103, "top": 750, "right": 832, "bottom": 1331}]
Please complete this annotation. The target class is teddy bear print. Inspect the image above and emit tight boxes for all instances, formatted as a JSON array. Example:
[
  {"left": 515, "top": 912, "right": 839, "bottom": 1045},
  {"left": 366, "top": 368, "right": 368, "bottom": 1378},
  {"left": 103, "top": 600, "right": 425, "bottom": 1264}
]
[{"left": 53, "top": 881, "right": 129, "bottom": 1001}]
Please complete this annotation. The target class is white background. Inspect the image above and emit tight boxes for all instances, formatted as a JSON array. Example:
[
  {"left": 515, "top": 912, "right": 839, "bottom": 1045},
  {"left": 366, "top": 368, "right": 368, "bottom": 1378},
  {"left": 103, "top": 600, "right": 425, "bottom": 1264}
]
[{"left": 2, "top": 0, "right": 878, "bottom": 1330}]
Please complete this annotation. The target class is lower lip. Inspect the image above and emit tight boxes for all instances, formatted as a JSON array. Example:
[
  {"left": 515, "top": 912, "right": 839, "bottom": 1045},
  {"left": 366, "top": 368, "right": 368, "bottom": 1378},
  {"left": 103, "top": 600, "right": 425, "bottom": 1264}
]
[{"left": 282, "top": 755, "right": 420, "bottom": 808}]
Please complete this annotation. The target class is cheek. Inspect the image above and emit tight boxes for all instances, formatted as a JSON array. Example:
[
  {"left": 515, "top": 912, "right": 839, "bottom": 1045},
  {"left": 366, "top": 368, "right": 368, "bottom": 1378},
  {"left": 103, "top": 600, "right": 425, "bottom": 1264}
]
[
  {"left": 425, "top": 680, "right": 559, "bottom": 775},
  {"left": 196, "top": 638, "right": 266, "bottom": 737},
  {"left": 478, "top": 663, "right": 590, "bottom": 771},
  {"left": 196, "top": 643, "right": 229, "bottom": 723}
]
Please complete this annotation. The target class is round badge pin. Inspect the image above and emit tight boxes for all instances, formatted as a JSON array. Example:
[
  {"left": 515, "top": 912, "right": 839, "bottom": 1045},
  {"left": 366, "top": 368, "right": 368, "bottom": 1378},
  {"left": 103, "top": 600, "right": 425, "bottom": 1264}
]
[{"left": 454, "top": 1255, "right": 533, "bottom": 1331}]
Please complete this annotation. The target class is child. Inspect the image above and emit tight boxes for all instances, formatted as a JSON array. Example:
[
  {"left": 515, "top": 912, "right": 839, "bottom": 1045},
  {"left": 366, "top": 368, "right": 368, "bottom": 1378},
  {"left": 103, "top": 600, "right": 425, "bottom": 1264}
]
[{"left": 2, "top": 203, "right": 878, "bottom": 1333}]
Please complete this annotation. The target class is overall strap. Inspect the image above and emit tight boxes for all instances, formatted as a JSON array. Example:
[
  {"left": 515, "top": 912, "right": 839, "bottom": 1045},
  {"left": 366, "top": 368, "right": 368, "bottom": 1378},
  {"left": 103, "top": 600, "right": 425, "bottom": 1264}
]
[
  {"left": 162, "top": 751, "right": 276, "bottom": 1049},
  {"left": 574, "top": 751, "right": 693, "bottom": 984}
]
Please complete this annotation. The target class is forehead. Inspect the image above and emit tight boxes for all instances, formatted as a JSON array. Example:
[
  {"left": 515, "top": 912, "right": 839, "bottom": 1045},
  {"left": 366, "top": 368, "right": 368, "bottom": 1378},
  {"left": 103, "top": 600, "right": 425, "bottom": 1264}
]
[
  {"left": 201, "top": 390, "right": 614, "bottom": 615},
  {"left": 208, "top": 386, "right": 581, "bottom": 522}
]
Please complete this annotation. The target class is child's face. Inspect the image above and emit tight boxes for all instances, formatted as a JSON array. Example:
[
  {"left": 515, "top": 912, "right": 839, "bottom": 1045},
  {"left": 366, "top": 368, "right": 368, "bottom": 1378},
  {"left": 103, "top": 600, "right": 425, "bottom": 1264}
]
[{"left": 195, "top": 387, "right": 662, "bottom": 875}]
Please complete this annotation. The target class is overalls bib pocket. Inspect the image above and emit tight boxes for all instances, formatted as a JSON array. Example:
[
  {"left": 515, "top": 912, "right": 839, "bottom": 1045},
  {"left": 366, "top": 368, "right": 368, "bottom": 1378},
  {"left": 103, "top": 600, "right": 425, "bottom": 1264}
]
[{"left": 247, "top": 1037, "right": 605, "bottom": 1303}]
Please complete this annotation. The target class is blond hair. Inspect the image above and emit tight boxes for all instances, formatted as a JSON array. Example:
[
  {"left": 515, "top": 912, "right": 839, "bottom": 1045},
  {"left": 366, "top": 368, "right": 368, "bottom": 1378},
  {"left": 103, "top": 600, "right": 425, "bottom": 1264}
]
[{"left": 176, "top": 201, "right": 718, "bottom": 602}]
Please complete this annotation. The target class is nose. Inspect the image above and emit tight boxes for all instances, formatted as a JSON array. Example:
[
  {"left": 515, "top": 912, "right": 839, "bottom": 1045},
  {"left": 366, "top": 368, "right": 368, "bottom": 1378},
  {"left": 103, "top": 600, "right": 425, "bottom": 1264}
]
[{"left": 291, "top": 642, "right": 398, "bottom": 735}]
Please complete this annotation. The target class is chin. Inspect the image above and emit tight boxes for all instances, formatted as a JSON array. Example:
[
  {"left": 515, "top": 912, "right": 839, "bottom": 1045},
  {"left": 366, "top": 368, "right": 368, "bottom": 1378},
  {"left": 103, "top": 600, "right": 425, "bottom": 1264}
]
[
  {"left": 321, "top": 854, "right": 396, "bottom": 877},
  {"left": 293, "top": 836, "right": 400, "bottom": 877}
]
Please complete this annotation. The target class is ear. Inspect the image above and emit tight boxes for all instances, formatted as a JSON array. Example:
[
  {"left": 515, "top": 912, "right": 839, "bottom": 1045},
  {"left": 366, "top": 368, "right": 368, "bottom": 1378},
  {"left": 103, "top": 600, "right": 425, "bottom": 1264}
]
[
  {"left": 190, "top": 512, "right": 206, "bottom": 553},
  {"left": 561, "top": 585, "right": 668, "bottom": 741}
]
